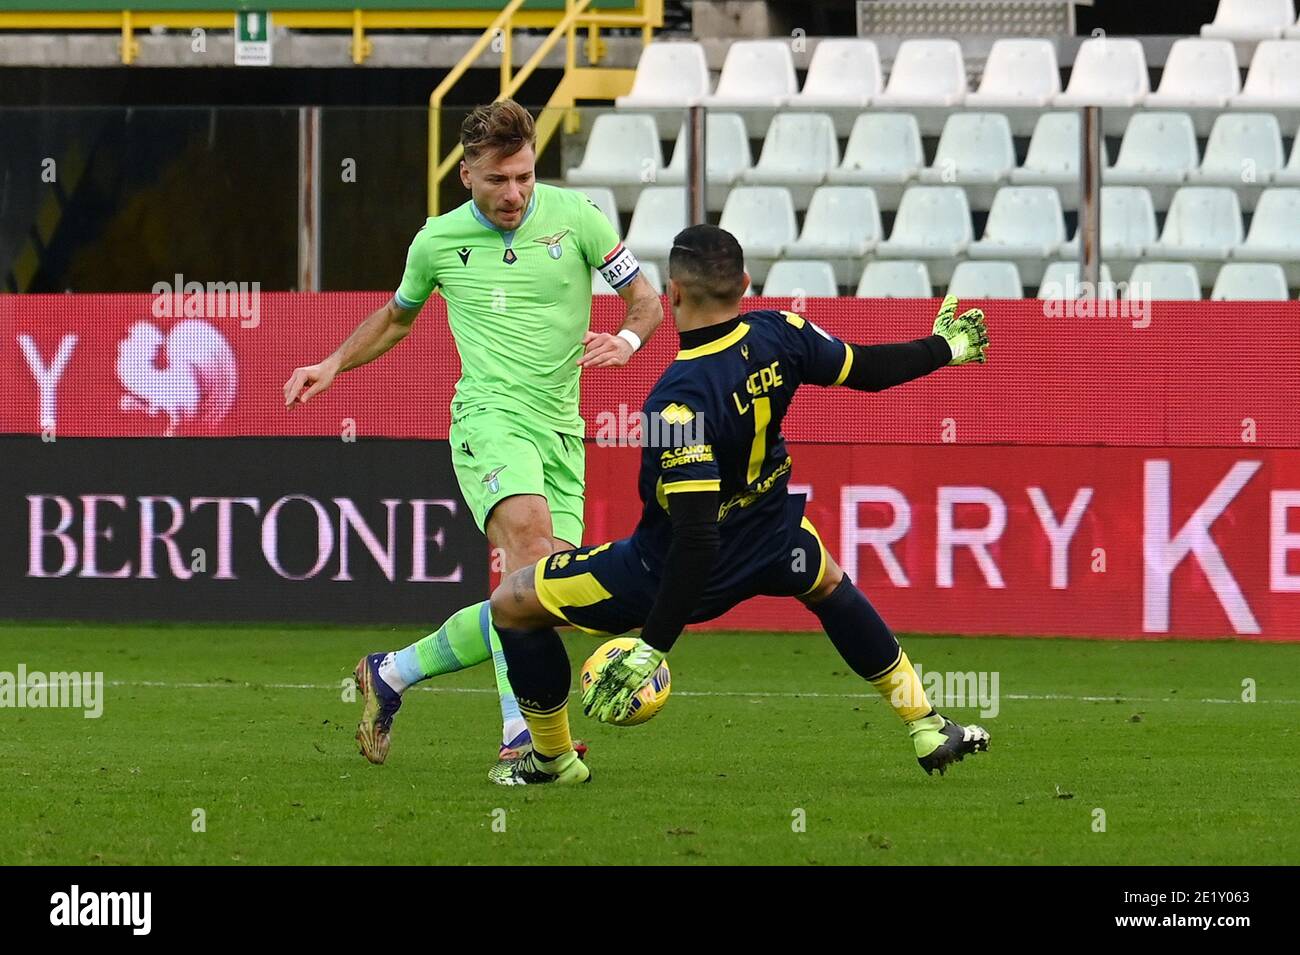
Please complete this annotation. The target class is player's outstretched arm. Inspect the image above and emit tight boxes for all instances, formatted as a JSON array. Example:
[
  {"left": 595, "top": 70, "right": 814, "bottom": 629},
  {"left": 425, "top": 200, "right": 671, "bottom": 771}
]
[
  {"left": 834, "top": 295, "right": 989, "bottom": 393},
  {"left": 283, "top": 298, "right": 420, "bottom": 408},
  {"left": 583, "top": 489, "right": 719, "bottom": 723},
  {"left": 578, "top": 272, "right": 664, "bottom": 368}
]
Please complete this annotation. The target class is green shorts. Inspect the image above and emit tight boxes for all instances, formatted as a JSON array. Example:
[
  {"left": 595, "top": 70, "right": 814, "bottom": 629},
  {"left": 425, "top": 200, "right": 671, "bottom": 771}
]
[{"left": 449, "top": 407, "right": 586, "bottom": 547}]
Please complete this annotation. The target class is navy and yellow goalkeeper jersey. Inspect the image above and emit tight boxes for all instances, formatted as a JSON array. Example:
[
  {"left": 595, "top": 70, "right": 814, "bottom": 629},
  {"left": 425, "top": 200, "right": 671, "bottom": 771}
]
[{"left": 629, "top": 309, "right": 854, "bottom": 590}]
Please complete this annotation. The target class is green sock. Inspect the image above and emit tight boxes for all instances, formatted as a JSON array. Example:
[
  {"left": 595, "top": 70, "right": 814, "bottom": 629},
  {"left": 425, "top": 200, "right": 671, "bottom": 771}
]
[{"left": 392, "top": 602, "right": 492, "bottom": 688}]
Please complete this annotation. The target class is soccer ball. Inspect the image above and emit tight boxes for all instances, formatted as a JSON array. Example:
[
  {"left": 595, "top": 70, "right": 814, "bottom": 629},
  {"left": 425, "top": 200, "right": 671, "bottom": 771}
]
[{"left": 580, "top": 638, "right": 671, "bottom": 726}]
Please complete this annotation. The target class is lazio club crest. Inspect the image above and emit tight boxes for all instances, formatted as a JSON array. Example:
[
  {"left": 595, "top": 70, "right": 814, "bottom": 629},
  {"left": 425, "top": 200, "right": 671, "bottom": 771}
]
[
  {"left": 482, "top": 465, "right": 506, "bottom": 495},
  {"left": 534, "top": 228, "right": 570, "bottom": 260}
]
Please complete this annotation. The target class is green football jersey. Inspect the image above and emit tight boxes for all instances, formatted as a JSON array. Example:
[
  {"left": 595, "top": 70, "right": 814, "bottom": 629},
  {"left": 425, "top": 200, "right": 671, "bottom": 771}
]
[{"left": 394, "top": 182, "right": 639, "bottom": 436}]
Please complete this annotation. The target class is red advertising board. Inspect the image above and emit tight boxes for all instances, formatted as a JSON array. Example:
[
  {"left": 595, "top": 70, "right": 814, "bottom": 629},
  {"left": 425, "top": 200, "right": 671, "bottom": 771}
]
[{"left": 3, "top": 293, "right": 1297, "bottom": 638}]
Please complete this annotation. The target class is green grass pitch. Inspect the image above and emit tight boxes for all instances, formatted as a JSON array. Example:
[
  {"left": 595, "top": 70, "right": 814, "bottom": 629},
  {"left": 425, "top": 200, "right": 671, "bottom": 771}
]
[{"left": 2, "top": 622, "right": 1297, "bottom": 865}]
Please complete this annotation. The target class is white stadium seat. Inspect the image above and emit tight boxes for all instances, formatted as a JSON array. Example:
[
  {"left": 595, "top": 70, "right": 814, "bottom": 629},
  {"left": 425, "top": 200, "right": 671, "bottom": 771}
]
[
  {"left": 1053, "top": 37, "right": 1150, "bottom": 108},
  {"left": 1210, "top": 263, "right": 1290, "bottom": 300},
  {"left": 1289, "top": 13, "right": 1300, "bottom": 38},
  {"left": 784, "top": 186, "right": 883, "bottom": 286},
  {"left": 761, "top": 260, "right": 840, "bottom": 297},
  {"left": 872, "top": 39, "right": 968, "bottom": 108},
  {"left": 1231, "top": 40, "right": 1300, "bottom": 108},
  {"left": 1105, "top": 112, "right": 1199, "bottom": 209},
  {"left": 1187, "top": 113, "right": 1285, "bottom": 210},
  {"left": 946, "top": 261, "right": 1024, "bottom": 299},
  {"left": 825, "top": 112, "right": 924, "bottom": 210},
  {"left": 875, "top": 186, "right": 974, "bottom": 283},
  {"left": 575, "top": 186, "right": 620, "bottom": 233},
  {"left": 702, "top": 40, "right": 798, "bottom": 135},
  {"left": 1201, "top": 0, "right": 1294, "bottom": 41},
  {"left": 965, "top": 39, "right": 1061, "bottom": 109},
  {"left": 1144, "top": 39, "right": 1241, "bottom": 109},
  {"left": 917, "top": 112, "right": 1016, "bottom": 210},
  {"left": 623, "top": 187, "right": 686, "bottom": 268},
  {"left": 1275, "top": 130, "right": 1300, "bottom": 184},
  {"left": 718, "top": 186, "right": 798, "bottom": 284},
  {"left": 658, "top": 112, "right": 752, "bottom": 212},
  {"left": 966, "top": 186, "right": 1065, "bottom": 285},
  {"left": 741, "top": 112, "right": 840, "bottom": 209},
  {"left": 1010, "top": 111, "right": 1110, "bottom": 209},
  {"left": 1147, "top": 187, "right": 1243, "bottom": 266},
  {"left": 1038, "top": 261, "right": 1117, "bottom": 300},
  {"left": 1127, "top": 262, "right": 1203, "bottom": 299},
  {"left": 615, "top": 41, "right": 712, "bottom": 135},
  {"left": 856, "top": 260, "right": 933, "bottom": 298},
  {"left": 565, "top": 113, "right": 663, "bottom": 211},
  {"left": 1059, "top": 186, "right": 1158, "bottom": 281},
  {"left": 785, "top": 39, "right": 883, "bottom": 135},
  {"left": 1232, "top": 187, "right": 1300, "bottom": 284}
]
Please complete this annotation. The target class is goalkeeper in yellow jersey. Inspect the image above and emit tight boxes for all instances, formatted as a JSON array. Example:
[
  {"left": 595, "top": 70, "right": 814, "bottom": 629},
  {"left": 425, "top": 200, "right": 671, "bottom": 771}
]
[{"left": 488, "top": 225, "right": 991, "bottom": 785}]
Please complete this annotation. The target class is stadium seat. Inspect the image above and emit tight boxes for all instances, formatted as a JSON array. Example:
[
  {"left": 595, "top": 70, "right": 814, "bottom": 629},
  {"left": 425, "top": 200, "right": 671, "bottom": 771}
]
[
  {"left": 1127, "top": 262, "right": 1203, "bottom": 299},
  {"left": 825, "top": 112, "right": 924, "bottom": 210},
  {"left": 1010, "top": 112, "right": 1110, "bottom": 209},
  {"left": 1104, "top": 112, "right": 1199, "bottom": 209},
  {"left": 1274, "top": 130, "right": 1300, "bottom": 184},
  {"left": 1201, "top": 0, "right": 1294, "bottom": 40},
  {"left": 1038, "top": 261, "right": 1117, "bottom": 299},
  {"left": 575, "top": 186, "right": 620, "bottom": 233},
  {"left": 565, "top": 113, "right": 663, "bottom": 211},
  {"left": 946, "top": 261, "right": 1024, "bottom": 299},
  {"left": 966, "top": 186, "right": 1066, "bottom": 285},
  {"left": 741, "top": 112, "right": 840, "bottom": 209},
  {"left": 1289, "top": 13, "right": 1300, "bottom": 38},
  {"left": 1210, "top": 262, "right": 1290, "bottom": 300},
  {"left": 1053, "top": 37, "right": 1150, "bottom": 108},
  {"left": 1187, "top": 113, "right": 1284, "bottom": 210},
  {"left": 783, "top": 186, "right": 883, "bottom": 286},
  {"left": 592, "top": 259, "right": 663, "bottom": 295},
  {"left": 1144, "top": 39, "right": 1241, "bottom": 109},
  {"left": 856, "top": 260, "right": 933, "bottom": 298},
  {"left": 761, "top": 260, "right": 839, "bottom": 297},
  {"left": 1059, "top": 186, "right": 1158, "bottom": 281},
  {"left": 1147, "top": 187, "right": 1243, "bottom": 266},
  {"left": 615, "top": 41, "right": 712, "bottom": 135},
  {"left": 718, "top": 186, "right": 798, "bottom": 284},
  {"left": 785, "top": 39, "right": 883, "bottom": 135},
  {"left": 1231, "top": 40, "right": 1300, "bottom": 107},
  {"left": 872, "top": 39, "right": 968, "bottom": 108},
  {"left": 875, "top": 186, "right": 974, "bottom": 283},
  {"left": 658, "top": 112, "right": 752, "bottom": 212},
  {"left": 623, "top": 186, "right": 686, "bottom": 268},
  {"left": 917, "top": 112, "right": 1016, "bottom": 210},
  {"left": 964, "top": 39, "right": 1061, "bottom": 110},
  {"left": 1232, "top": 187, "right": 1300, "bottom": 284},
  {"left": 702, "top": 40, "right": 798, "bottom": 135}
]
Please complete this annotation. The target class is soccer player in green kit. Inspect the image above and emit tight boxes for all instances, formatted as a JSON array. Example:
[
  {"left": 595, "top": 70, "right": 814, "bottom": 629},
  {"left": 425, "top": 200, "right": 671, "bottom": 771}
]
[{"left": 282, "top": 100, "right": 663, "bottom": 766}]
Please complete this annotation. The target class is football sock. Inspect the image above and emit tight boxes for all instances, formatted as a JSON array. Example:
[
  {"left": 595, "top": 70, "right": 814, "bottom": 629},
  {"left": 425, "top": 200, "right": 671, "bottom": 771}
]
[
  {"left": 386, "top": 602, "right": 529, "bottom": 746},
  {"left": 811, "top": 576, "right": 935, "bottom": 725},
  {"left": 496, "top": 625, "right": 574, "bottom": 762}
]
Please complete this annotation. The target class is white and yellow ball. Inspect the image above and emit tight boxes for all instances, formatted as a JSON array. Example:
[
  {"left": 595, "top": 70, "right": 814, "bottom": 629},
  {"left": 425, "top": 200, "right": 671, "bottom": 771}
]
[{"left": 580, "top": 638, "right": 672, "bottom": 726}]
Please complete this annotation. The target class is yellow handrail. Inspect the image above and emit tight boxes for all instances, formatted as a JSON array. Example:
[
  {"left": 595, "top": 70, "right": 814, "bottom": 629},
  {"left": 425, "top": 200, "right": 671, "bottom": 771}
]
[
  {"left": 427, "top": 0, "right": 530, "bottom": 215},
  {"left": 428, "top": 0, "right": 659, "bottom": 216}
]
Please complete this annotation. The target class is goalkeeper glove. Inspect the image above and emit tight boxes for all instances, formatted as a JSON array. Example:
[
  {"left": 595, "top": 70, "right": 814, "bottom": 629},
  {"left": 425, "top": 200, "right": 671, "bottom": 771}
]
[
  {"left": 932, "top": 294, "right": 989, "bottom": 365},
  {"left": 581, "top": 638, "right": 666, "bottom": 724}
]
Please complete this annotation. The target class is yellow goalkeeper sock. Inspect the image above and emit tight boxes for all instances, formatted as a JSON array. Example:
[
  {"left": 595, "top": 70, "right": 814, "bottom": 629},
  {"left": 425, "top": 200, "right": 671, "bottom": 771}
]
[
  {"left": 868, "top": 650, "right": 934, "bottom": 725},
  {"left": 518, "top": 700, "right": 574, "bottom": 760}
]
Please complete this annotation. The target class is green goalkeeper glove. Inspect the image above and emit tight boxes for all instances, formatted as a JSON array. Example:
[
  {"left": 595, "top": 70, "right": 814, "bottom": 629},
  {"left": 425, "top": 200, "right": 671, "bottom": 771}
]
[
  {"left": 932, "top": 294, "right": 989, "bottom": 365},
  {"left": 581, "top": 638, "right": 666, "bottom": 724}
]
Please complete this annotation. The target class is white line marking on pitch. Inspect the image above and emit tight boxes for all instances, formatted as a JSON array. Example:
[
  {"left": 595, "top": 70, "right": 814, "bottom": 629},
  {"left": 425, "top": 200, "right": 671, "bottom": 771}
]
[{"left": 93, "top": 680, "right": 1300, "bottom": 706}]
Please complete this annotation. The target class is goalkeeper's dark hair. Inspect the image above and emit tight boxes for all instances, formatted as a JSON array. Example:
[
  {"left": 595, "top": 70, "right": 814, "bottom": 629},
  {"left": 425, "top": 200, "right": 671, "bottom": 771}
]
[
  {"left": 460, "top": 99, "right": 536, "bottom": 165},
  {"left": 668, "top": 224, "right": 747, "bottom": 305}
]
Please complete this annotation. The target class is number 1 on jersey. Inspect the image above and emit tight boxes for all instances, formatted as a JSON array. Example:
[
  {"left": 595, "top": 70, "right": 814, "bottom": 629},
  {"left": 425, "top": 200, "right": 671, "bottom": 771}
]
[{"left": 746, "top": 396, "right": 771, "bottom": 484}]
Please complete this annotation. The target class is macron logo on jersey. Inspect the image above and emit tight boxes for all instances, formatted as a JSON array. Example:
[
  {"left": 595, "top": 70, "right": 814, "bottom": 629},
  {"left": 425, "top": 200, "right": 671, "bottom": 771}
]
[{"left": 599, "top": 243, "right": 640, "bottom": 290}]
